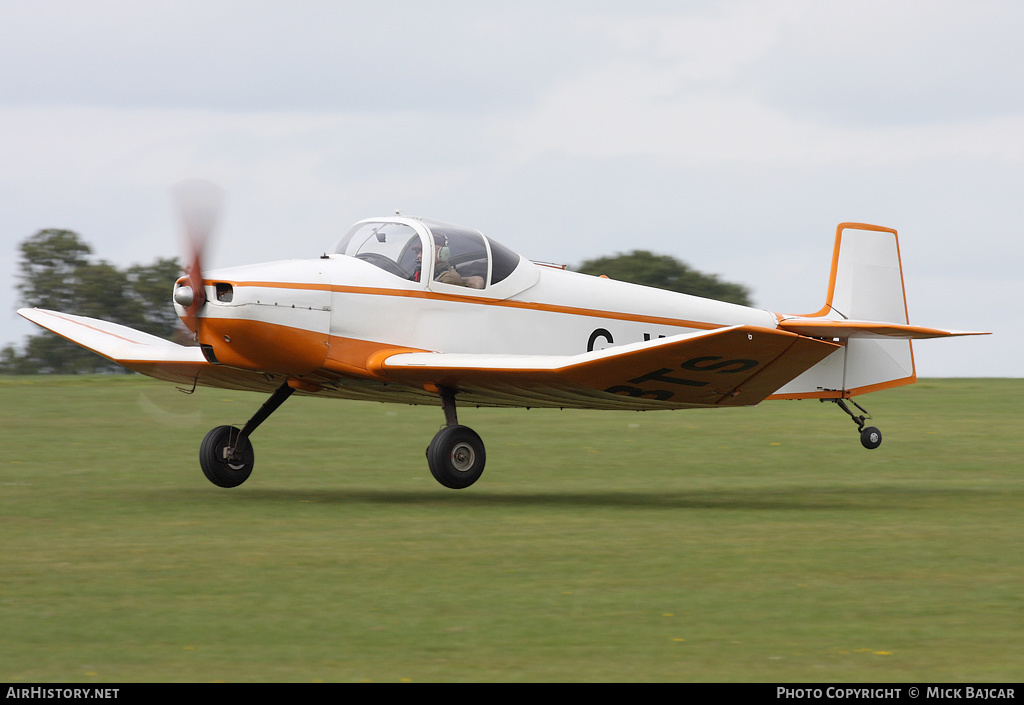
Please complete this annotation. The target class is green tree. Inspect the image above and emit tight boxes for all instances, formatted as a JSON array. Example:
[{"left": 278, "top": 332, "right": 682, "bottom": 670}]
[
  {"left": 126, "top": 258, "right": 189, "bottom": 338},
  {"left": 2, "top": 229, "right": 185, "bottom": 374},
  {"left": 16, "top": 229, "right": 92, "bottom": 312},
  {"left": 576, "top": 250, "right": 752, "bottom": 306}
]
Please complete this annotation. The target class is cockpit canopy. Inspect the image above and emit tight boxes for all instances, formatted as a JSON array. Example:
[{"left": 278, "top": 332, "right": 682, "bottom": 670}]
[{"left": 333, "top": 217, "right": 524, "bottom": 291}]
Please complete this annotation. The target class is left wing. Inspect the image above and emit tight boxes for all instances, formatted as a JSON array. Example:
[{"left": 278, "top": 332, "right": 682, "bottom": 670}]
[{"left": 373, "top": 325, "right": 841, "bottom": 410}]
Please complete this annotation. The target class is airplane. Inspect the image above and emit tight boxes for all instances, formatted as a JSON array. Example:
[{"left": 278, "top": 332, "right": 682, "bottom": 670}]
[{"left": 18, "top": 181, "right": 987, "bottom": 490}]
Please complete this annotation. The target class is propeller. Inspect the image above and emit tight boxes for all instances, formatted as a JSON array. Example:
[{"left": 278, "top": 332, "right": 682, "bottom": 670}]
[{"left": 171, "top": 179, "right": 225, "bottom": 334}]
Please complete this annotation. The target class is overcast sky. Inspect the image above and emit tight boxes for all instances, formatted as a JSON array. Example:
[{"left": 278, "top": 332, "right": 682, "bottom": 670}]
[{"left": 1, "top": 0, "right": 1020, "bottom": 376}]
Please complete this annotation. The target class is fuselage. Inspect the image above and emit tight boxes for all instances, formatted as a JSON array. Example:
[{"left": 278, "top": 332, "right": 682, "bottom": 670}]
[{"left": 176, "top": 215, "right": 778, "bottom": 384}]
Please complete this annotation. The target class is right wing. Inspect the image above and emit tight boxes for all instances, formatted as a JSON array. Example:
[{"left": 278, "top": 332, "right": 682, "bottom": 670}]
[
  {"left": 373, "top": 325, "right": 841, "bottom": 410},
  {"left": 17, "top": 308, "right": 283, "bottom": 394}
]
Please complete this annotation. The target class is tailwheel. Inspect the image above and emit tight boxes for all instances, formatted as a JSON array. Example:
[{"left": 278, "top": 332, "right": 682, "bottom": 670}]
[
  {"left": 199, "top": 425, "right": 255, "bottom": 488},
  {"left": 826, "top": 397, "right": 882, "bottom": 450},
  {"left": 860, "top": 426, "right": 882, "bottom": 450},
  {"left": 427, "top": 425, "right": 486, "bottom": 489}
]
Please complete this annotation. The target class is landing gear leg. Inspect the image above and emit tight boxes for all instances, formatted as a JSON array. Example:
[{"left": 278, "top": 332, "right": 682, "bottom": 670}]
[
  {"left": 426, "top": 386, "right": 486, "bottom": 489},
  {"left": 826, "top": 397, "right": 882, "bottom": 450},
  {"left": 199, "top": 381, "right": 296, "bottom": 487}
]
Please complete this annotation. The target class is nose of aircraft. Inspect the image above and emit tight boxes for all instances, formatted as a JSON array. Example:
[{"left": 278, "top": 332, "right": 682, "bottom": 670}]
[{"left": 182, "top": 260, "right": 332, "bottom": 376}]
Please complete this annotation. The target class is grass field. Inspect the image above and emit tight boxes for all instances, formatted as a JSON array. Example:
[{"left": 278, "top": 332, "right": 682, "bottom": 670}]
[{"left": 1, "top": 375, "right": 1021, "bottom": 682}]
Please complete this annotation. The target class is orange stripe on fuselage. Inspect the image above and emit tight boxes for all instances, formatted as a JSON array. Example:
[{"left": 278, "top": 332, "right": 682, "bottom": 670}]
[{"left": 205, "top": 279, "right": 727, "bottom": 331}]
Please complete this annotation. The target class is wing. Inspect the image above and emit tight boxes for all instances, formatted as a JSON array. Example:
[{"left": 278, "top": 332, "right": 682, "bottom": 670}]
[
  {"left": 373, "top": 325, "right": 841, "bottom": 410},
  {"left": 16, "top": 308, "right": 284, "bottom": 394}
]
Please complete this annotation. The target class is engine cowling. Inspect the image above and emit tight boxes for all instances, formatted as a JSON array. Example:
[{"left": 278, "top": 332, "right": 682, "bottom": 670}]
[{"left": 174, "top": 261, "right": 331, "bottom": 376}]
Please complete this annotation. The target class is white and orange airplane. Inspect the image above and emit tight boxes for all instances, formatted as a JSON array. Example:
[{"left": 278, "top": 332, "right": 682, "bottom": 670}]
[{"left": 19, "top": 182, "right": 986, "bottom": 489}]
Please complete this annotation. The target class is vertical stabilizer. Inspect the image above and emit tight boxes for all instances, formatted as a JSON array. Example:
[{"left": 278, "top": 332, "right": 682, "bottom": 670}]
[
  {"left": 825, "top": 223, "right": 908, "bottom": 324},
  {"left": 772, "top": 223, "right": 916, "bottom": 398}
]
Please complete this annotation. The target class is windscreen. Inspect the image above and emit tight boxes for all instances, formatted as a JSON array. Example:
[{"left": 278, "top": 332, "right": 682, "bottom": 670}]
[{"left": 334, "top": 222, "right": 422, "bottom": 280}]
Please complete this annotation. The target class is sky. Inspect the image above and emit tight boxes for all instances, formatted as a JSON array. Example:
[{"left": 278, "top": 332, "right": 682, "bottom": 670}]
[{"left": 1, "top": 0, "right": 1020, "bottom": 376}]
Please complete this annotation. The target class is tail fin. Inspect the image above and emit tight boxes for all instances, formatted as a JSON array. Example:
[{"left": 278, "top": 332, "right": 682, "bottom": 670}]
[
  {"left": 822, "top": 223, "right": 908, "bottom": 324},
  {"left": 773, "top": 224, "right": 919, "bottom": 398}
]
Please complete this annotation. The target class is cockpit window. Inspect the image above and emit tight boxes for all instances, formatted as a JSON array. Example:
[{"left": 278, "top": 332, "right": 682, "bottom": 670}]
[
  {"left": 334, "top": 222, "right": 422, "bottom": 280},
  {"left": 426, "top": 224, "right": 488, "bottom": 290},
  {"left": 488, "top": 237, "right": 521, "bottom": 285},
  {"left": 334, "top": 218, "right": 526, "bottom": 291}
]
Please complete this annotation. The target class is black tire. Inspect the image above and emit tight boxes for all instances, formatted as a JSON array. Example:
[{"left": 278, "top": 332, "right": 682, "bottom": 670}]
[
  {"left": 426, "top": 425, "right": 486, "bottom": 489},
  {"left": 199, "top": 425, "right": 254, "bottom": 488},
  {"left": 860, "top": 426, "right": 882, "bottom": 450}
]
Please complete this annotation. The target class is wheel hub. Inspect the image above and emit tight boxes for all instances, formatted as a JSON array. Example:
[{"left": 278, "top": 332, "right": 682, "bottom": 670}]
[
  {"left": 450, "top": 442, "right": 476, "bottom": 472},
  {"left": 219, "top": 443, "right": 248, "bottom": 470}
]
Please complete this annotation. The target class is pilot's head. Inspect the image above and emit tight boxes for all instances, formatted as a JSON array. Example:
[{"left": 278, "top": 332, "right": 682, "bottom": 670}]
[{"left": 432, "top": 233, "right": 450, "bottom": 264}]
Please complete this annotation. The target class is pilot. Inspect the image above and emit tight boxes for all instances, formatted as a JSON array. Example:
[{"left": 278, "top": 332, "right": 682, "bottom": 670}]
[
  {"left": 407, "top": 239, "right": 458, "bottom": 283},
  {"left": 409, "top": 241, "right": 423, "bottom": 282},
  {"left": 431, "top": 233, "right": 468, "bottom": 286},
  {"left": 410, "top": 234, "right": 483, "bottom": 288}
]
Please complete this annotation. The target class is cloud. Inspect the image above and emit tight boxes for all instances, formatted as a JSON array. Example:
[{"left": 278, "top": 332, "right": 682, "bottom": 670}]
[
  {"left": 0, "top": 1, "right": 594, "bottom": 114},
  {"left": 750, "top": 1, "right": 1024, "bottom": 125}
]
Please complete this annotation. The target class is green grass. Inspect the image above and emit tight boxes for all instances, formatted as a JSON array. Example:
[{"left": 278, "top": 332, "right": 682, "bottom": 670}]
[{"left": 1, "top": 375, "right": 1021, "bottom": 682}]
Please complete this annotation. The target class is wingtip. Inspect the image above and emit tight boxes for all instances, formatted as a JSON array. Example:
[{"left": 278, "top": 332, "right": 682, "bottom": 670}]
[{"left": 17, "top": 307, "right": 43, "bottom": 322}]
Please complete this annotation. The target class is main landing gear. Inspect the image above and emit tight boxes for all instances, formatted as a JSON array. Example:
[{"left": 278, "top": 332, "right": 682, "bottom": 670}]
[
  {"left": 826, "top": 397, "right": 882, "bottom": 450},
  {"left": 197, "top": 381, "right": 486, "bottom": 490},
  {"left": 425, "top": 387, "right": 486, "bottom": 489},
  {"left": 199, "top": 382, "right": 295, "bottom": 488}
]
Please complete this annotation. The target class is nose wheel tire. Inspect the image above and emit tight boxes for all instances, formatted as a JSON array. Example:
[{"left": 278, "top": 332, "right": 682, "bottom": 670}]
[
  {"left": 427, "top": 425, "right": 486, "bottom": 489},
  {"left": 199, "top": 425, "right": 255, "bottom": 488}
]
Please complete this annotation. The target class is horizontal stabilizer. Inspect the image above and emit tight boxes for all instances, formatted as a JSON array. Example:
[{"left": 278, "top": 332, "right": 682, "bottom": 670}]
[{"left": 777, "top": 317, "right": 989, "bottom": 340}]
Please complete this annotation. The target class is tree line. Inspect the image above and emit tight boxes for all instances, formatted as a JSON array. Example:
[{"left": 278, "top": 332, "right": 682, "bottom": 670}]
[
  {"left": 2, "top": 230, "right": 751, "bottom": 374},
  {"left": 575, "top": 250, "right": 751, "bottom": 306},
  {"left": 1, "top": 229, "right": 184, "bottom": 374}
]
